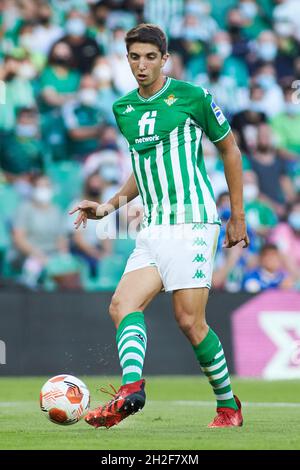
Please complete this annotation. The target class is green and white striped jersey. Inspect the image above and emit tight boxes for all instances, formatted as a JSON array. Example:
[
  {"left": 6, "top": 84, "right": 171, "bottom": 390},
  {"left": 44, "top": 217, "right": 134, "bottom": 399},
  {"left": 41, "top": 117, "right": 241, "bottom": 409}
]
[{"left": 113, "top": 77, "right": 231, "bottom": 227}]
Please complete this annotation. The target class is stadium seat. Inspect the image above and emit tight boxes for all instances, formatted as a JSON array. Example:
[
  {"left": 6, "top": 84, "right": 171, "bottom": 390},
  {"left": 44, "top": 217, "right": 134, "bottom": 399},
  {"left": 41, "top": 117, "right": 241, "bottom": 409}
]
[
  {"left": 113, "top": 237, "right": 135, "bottom": 259},
  {"left": 85, "top": 254, "right": 126, "bottom": 291},
  {"left": 45, "top": 161, "right": 83, "bottom": 210},
  {"left": 209, "top": 0, "right": 237, "bottom": 28},
  {"left": 0, "top": 183, "right": 20, "bottom": 220}
]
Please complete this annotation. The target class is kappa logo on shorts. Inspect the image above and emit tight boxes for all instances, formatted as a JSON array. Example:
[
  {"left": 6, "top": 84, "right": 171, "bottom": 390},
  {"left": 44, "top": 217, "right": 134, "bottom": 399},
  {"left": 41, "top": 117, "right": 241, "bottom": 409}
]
[
  {"left": 192, "top": 237, "right": 207, "bottom": 247},
  {"left": 192, "top": 223, "right": 208, "bottom": 230},
  {"left": 192, "top": 269, "right": 206, "bottom": 279},
  {"left": 192, "top": 254, "right": 207, "bottom": 263}
]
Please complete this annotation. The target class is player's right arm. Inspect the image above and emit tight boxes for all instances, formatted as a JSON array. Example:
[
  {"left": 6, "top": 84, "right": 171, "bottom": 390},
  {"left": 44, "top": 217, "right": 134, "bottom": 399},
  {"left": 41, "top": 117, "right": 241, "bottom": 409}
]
[{"left": 69, "top": 172, "right": 139, "bottom": 229}]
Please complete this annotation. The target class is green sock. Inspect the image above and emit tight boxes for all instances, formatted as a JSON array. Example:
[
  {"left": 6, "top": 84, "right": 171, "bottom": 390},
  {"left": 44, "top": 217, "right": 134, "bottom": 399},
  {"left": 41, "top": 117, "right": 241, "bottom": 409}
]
[
  {"left": 193, "top": 328, "right": 238, "bottom": 410},
  {"left": 116, "top": 311, "right": 147, "bottom": 385}
]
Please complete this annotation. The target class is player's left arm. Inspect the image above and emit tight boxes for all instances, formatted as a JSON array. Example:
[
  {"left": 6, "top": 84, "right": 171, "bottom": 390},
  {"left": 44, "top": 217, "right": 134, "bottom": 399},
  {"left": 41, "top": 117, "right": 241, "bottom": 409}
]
[{"left": 215, "top": 132, "right": 249, "bottom": 249}]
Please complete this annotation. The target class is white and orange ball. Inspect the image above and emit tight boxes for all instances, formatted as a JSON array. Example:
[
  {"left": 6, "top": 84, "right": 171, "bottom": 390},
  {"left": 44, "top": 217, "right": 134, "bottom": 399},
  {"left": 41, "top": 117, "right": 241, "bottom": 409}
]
[{"left": 40, "top": 375, "right": 90, "bottom": 425}]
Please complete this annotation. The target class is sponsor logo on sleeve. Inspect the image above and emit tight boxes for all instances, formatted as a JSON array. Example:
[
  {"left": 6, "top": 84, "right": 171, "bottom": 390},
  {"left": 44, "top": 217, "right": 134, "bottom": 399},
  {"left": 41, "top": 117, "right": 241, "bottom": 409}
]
[{"left": 211, "top": 100, "right": 226, "bottom": 125}]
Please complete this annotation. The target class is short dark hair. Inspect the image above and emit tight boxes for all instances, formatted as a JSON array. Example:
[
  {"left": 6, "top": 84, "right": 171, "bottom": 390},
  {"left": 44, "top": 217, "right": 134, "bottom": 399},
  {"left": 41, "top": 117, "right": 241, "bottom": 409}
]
[
  {"left": 260, "top": 243, "right": 278, "bottom": 256},
  {"left": 16, "top": 107, "right": 38, "bottom": 118},
  {"left": 125, "top": 23, "right": 168, "bottom": 56}
]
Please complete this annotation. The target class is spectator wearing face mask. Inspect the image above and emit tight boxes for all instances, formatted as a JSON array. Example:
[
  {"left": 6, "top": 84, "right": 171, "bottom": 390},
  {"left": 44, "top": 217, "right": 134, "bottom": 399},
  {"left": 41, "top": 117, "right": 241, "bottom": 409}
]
[
  {"left": 247, "top": 30, "right": 278, "bottom": 73},
  {"left": 56, "top": 11, "right": 101, "bottom": 74},
  {"left": 269, "top": 198, "right": 300, "bottom": 284},
  {"left": 212, "top": 191, "right": 258, "bottom": 292},
  {"left": 252, "top": 63, "right": 284, "bottom": 117},
  {"left": 226, "top": 8, "right": 251, "bottom": 58},
  {"left": 108, "top": 27, "right": 137, "bottom": 94},
  {"left": 195, "top": 53, "right": 247, "bottom": 118},
  {"left": 12, "top": 174, "right": 69, "bottom": 288},
  {"left": 231, "top": 85, "right": 267, "bottom": 155},
  {"left": 69, "top": 172, "right": 112, "bottom": 278},
  {"left": 92, "top": 57, "right": 121, "bottom": 125},
  {"left": 88, "top": 1, "right": 111, "bottom": 54},
  {"left": 247, "top": 29, "right": 296, "bottom": 80},
  {"left": 270, "top": 85, "right": 300, "bottom": 165},
  {"left": 212, "top": 30, "right": 249, "bottom": 88},
  {"left": 242, "top": 243, "right": 293, "bottom": 292},
  {"left": 243, "top": 170, "right": 278, "bottom": 239},
  {"left": 22, "top": 2, "right": 64, "bottom": 57},
  {"left": 238, "top": 0, "right": 270, "bottom": 40},
  {"left": 248, "top": 123, "right": 296, "bottom": 217},
  {"left": 62, "top": 74, "right": 106, "bottom": 160},
  {"left": 0, "top": 107, "right": 43, "bottom": 177},
  {"left": 0, "top": 55, "right": 35, "bottom": 131},
  {"left": 273, "top": 0, "right": 300, "bottom": 42},
  {"left": 39, "top": 41, "right": 80, "bottom": 112},
  {"left": 169, "top": 2, "right": 218, "bottom": 75}
]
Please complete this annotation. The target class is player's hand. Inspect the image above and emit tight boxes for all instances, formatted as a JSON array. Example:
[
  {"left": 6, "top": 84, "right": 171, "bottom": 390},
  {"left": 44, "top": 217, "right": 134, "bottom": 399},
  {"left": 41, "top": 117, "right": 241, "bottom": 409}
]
[
  {"left": 223, "top": 216, "right": 249, "bottom": 249},
  {"left": 69, "top": 201, "right": 112, "bottom": 230}
]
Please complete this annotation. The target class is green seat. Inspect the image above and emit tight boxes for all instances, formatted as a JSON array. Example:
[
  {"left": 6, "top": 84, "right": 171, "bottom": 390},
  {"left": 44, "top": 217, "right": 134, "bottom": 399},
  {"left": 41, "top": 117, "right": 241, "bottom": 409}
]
[
  {"left": 0, "top": 183, "right": 20, "bottom": 220},
  {"left": 0, "top": 217, "right": 10, "bottom": 250},
  {"left": 40, "top": 111, "right": 69, "bottom": 163},
  {"left": 209, "top": 0, "right": 238, "bottom": 28},
  {"left": 0, "top": 183, "right": 20, "bottom": 277},
  {"left": 45, "top": 161, "right": 83, "bottom": 210},
  {"left": 43, "top": 253, "right": 84, "bottom": 291},
  {"left": 0, "top": 218, "right": 9, "bottom": 275},
  {"left": 86, "top": 254, "right": 126, "bottom": 291},
  {"left": 113, "top": 237, "right": 135, "bottom": 259}
]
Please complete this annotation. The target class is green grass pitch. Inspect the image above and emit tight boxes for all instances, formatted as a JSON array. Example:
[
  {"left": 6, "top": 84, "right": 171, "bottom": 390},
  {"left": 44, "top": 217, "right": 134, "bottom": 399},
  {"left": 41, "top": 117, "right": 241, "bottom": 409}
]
[{"left": 1, "top": 376, "right": 300, "bottom": 450}]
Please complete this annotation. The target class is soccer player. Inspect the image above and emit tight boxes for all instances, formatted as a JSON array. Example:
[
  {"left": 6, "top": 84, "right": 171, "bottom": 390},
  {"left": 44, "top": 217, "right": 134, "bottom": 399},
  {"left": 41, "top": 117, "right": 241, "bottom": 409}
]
[{"left": 70, "top": 24, "right": 249, "bottom": 429}]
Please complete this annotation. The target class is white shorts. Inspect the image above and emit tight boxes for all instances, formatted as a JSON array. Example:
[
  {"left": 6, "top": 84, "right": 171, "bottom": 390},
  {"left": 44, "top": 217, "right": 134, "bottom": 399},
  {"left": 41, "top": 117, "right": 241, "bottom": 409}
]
[{"left": 123, "top": 223, "right": 220, "bottom": 292}]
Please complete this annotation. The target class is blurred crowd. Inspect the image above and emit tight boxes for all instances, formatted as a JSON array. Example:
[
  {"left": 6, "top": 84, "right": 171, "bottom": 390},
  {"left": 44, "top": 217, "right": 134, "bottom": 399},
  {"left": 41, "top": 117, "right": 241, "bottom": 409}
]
[{"left": 0, "top": 0, "right": 300, "bottom": 292}]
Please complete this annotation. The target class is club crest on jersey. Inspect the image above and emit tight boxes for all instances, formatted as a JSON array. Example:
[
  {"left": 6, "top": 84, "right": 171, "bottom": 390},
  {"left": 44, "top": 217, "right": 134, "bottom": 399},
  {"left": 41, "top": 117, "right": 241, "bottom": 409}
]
[
  {"left": 164, "top": 94, "right": 178, "bottom": 106},
  {"left": 211, "top": 100, "right": 226, "bottom": 125}
]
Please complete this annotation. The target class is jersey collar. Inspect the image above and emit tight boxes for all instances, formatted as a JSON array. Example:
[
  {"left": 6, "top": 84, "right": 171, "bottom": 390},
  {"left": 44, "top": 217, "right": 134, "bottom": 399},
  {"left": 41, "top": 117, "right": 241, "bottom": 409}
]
[{"left": 136, "top": 77, "right": 172, "bottom": 103}]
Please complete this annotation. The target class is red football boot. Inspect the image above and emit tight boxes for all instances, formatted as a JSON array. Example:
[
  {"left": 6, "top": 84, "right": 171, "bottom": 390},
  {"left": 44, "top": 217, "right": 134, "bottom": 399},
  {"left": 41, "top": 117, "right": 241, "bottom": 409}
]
[
  {"left": 85, "top": 379, "right": 146, "bottom": 429},
  {"left": 208, "top": 395, "right": 243, "bottom": 428}
]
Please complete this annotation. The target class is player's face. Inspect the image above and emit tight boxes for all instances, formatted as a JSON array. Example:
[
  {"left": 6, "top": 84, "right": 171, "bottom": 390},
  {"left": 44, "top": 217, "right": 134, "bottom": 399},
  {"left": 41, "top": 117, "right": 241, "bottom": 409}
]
[{"left": 127, "top": 42, "right": 168, "bottom": 87}]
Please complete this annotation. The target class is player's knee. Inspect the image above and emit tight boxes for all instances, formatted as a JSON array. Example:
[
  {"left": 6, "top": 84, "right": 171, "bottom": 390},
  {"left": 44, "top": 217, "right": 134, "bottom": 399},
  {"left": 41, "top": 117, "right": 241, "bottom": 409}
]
[
  {"left": 176, "top": 314, "right": 196, "bottom": 334},
  {"left": 176, "top": 310, "right": 207, "bottom": 338},
  {"left": 109, "top": 294, "right": 121, "bottom": 324},
  {"left": 109, "top": 294, "right": 137, "bottom": 326}
]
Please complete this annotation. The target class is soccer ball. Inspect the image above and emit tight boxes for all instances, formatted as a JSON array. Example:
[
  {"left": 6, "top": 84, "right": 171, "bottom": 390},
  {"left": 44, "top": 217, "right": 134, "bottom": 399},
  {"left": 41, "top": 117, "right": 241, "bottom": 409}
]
[{"left": 40, "top": 374, "right": 90, "bottom": 425}]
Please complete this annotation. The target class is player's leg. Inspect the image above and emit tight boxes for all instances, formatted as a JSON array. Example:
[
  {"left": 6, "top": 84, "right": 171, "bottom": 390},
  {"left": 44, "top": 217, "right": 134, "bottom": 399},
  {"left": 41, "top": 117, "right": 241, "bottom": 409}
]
[
  {"left": 172, "top": 287, "right": 242, "bottom": 427},
  {"left": 85, "top": 266, "right": 163, "bottom": 428},
  {"left": 109, "top": 266, "right": 163, "bottom": 385},
  {"left": 154, "top": 223, "right": 242, "bottom": 427}
]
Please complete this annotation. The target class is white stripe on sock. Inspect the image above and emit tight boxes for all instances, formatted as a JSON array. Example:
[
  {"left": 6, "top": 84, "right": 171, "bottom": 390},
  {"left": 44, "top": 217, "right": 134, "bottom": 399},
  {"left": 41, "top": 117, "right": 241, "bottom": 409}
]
[
  {"left": 119, "top": 340, "right": 145, "bottom": 358},
  {"left": 208, "top": 367, "right": 228, "bottom": 382},
  {"left": 119, "top": 325, "right": 146, "bottom": 341},
  {"left": 123, "top": 365, "right": 142, "bottom": 376},
  {"left": 214, "top": 391, "right": 234, "bottom": 401},
  {"left": 212, "top": 377, "right": 231, "bottom": 390},
  {"left": 118, "top": 332, "right": 146, "bottom": 351},
  {"left": 120, "top": 352, "right": 144, "bottom": 367},
  {"left": 202, "top": 357, "right": 226, "bottom": 373},
  {"left": 215, "top": 349, "right": 224, "bottom": 360}
]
